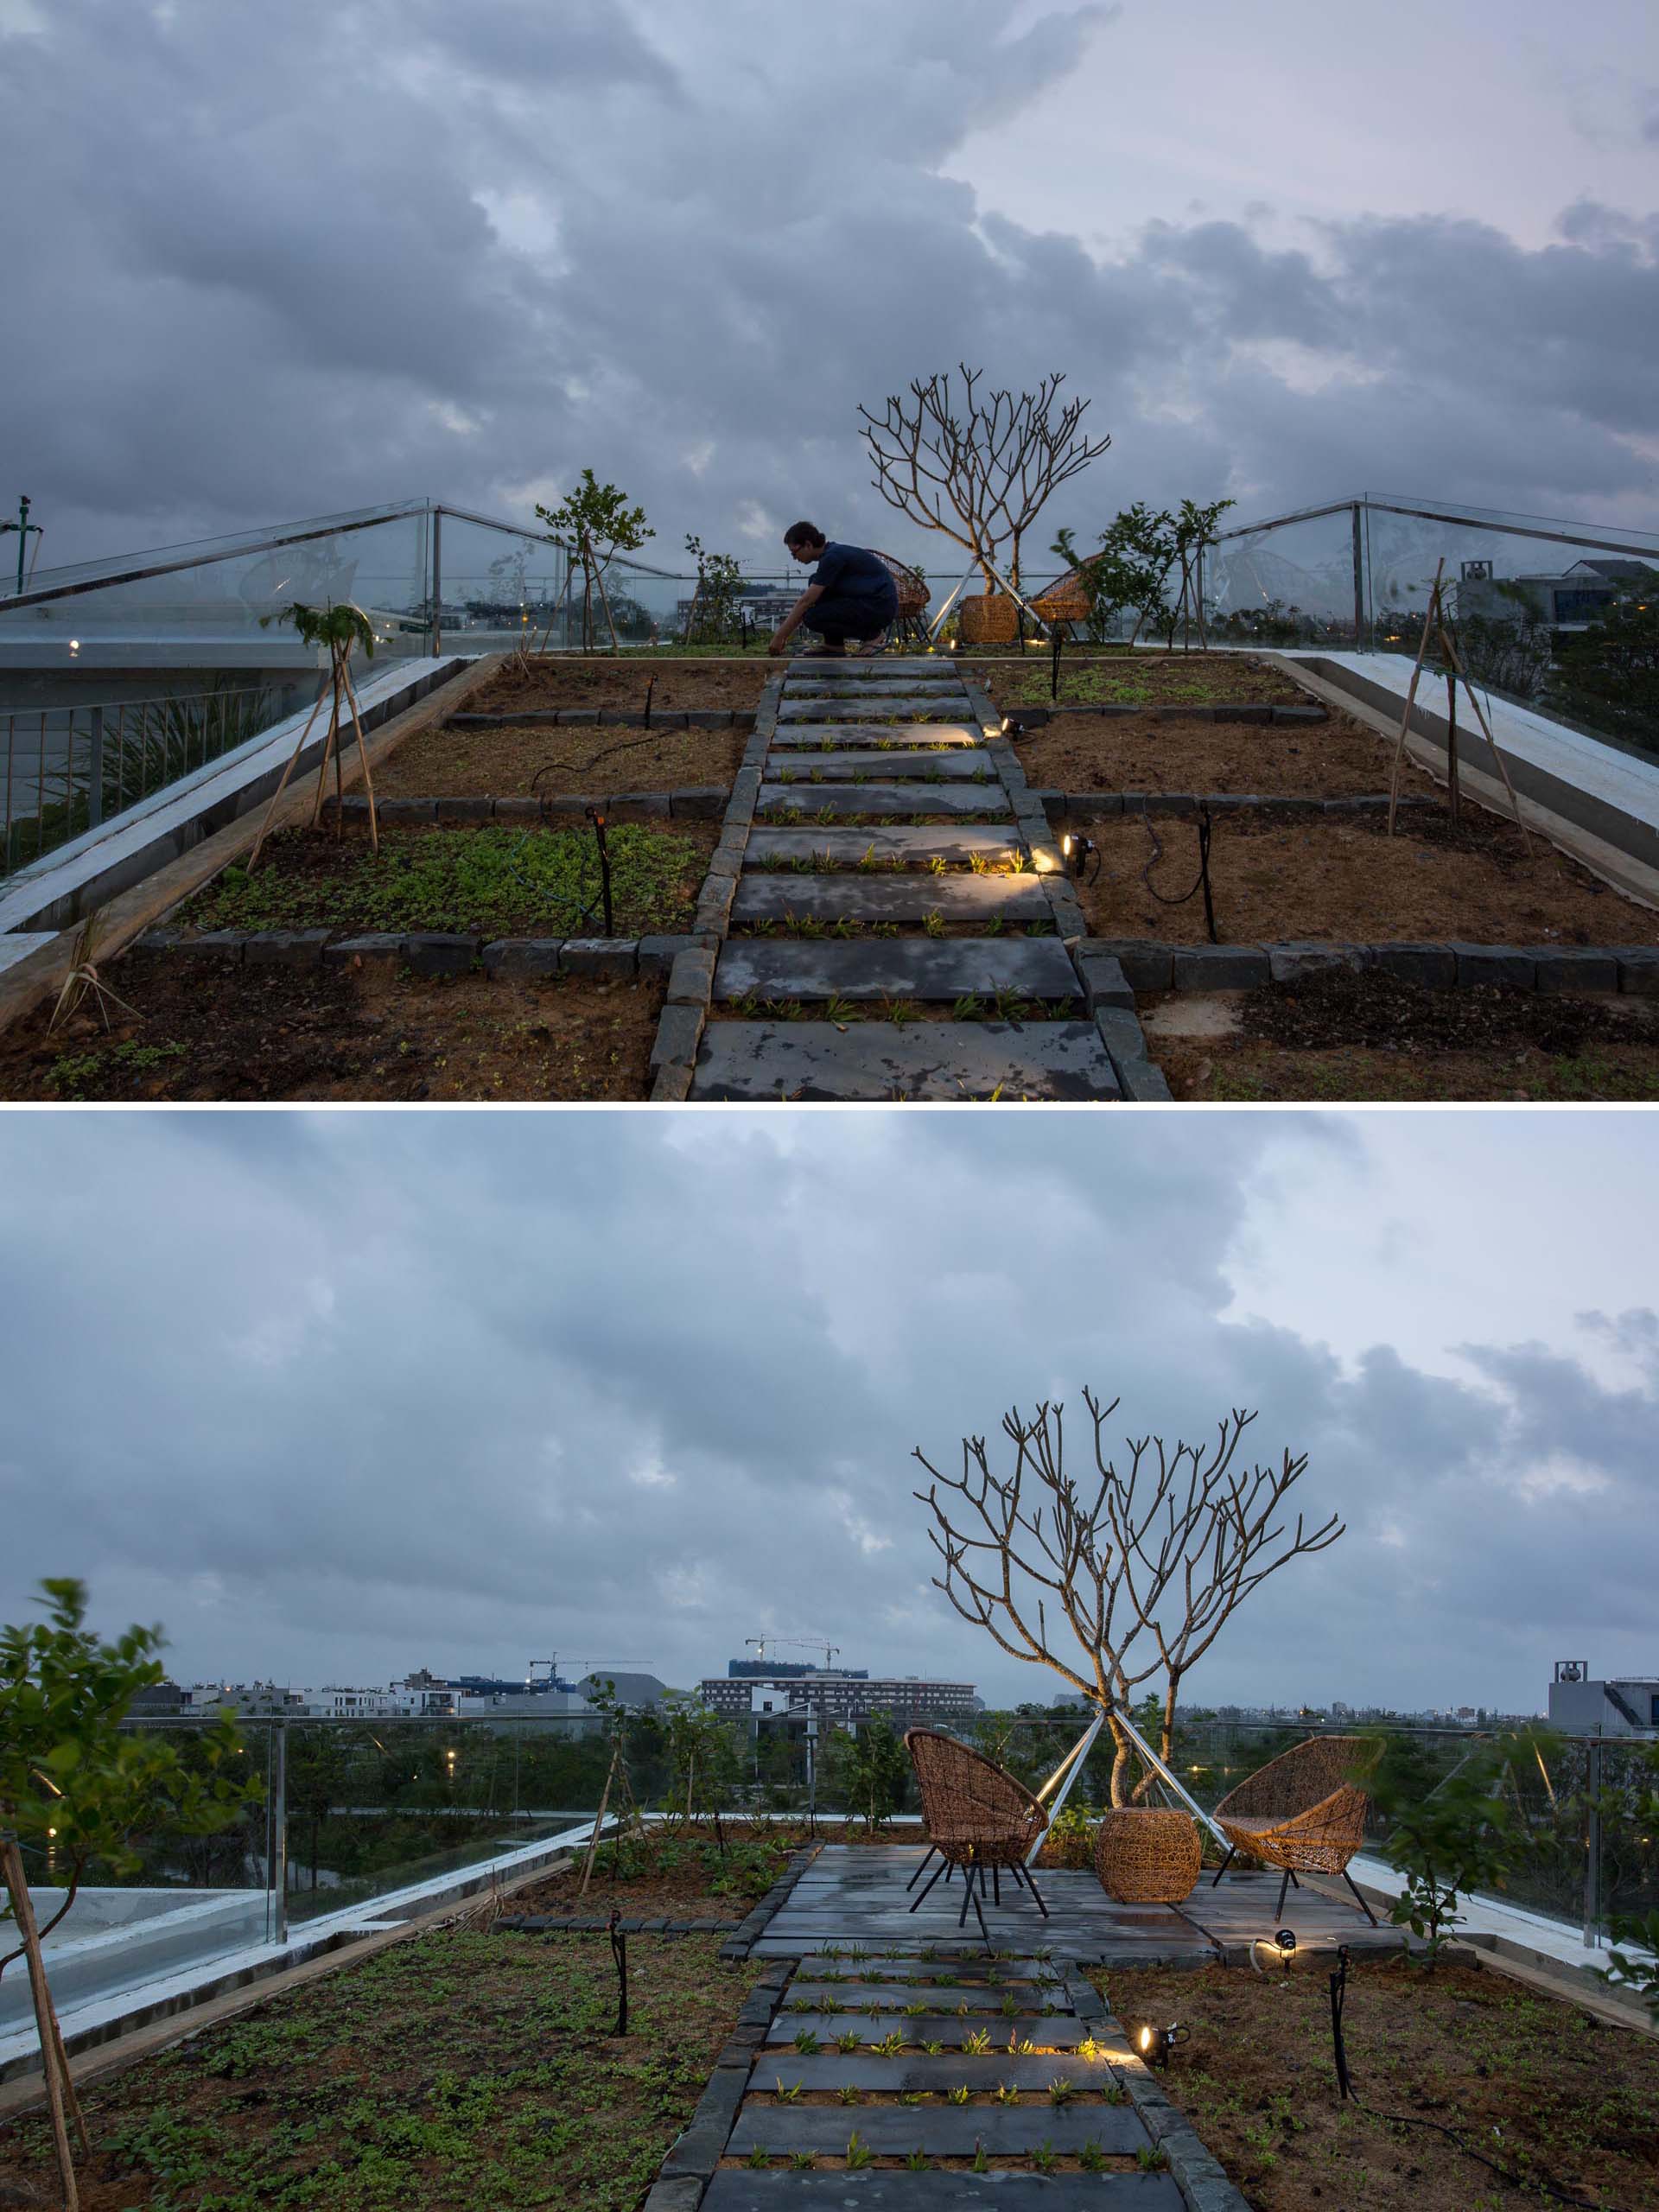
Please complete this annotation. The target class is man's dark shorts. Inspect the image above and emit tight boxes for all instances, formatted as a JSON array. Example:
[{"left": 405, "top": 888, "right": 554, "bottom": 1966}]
[{"left": 812, "top": 588, "right": 899, "bottom": 641}]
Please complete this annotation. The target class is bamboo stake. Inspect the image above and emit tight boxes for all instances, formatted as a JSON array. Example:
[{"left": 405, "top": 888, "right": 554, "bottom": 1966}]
[
  {"left": 340, "top": 664, "right": 379, "bottom": 855},
  {"left": 310, "top": 656, "right": 343, "bottom": 832},
  {"left": 576, "top": 1742, "right": 620, "bottom": 1901},
  {"left": 1446, "top": 669, "right": 1460, "bottom": 823},
  {"left": 1437, "top": 618, "right": 1536, "bottom": 855},
  {"left": 0, "top": 1835, "right": 79, "bottom": 2210},
  {"left": 245, "top": 683, "right": 327, "bottom": 874},
  {"left": 594, "top": 556, "right": 620, "bottom": 654},
  {"left": 1386, "top": 557, "right": 1446, "bottom": 836}
]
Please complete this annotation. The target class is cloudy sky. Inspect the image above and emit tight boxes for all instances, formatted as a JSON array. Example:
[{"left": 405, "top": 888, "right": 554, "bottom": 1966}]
[
  {"left": 5, "top": 0, "right": 1657, "bottom": 576},
  {"left": 2, "top": 1108, "right": 1656, "bottom": 1718}
]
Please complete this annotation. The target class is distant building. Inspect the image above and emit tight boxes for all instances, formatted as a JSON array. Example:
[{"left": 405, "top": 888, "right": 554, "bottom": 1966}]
[
  {"left": 576, "top": 1670, "right": 669, "bottom": 1710},
  {"left": 1460, "top": 557, "right": 1656, "bottom": 631},
  {"left": 1548, "top": 1660, "right": 1659, "bottom": 1735},
  {"left": 181, "top": 1681, "right": 304, "bottom": 1718},
  {"left": 699, "top": 1660, "right": 975, "bottom": 1733}
]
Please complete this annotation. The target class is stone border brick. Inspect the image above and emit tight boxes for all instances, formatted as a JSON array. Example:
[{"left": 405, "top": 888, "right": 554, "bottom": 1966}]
[
  {"left": 1172, "top": 944, "right": 1269, "bottom": 990},
  {"left": 1058, "top": 938, "right": 1656, "bottom": 1001},
  {"left": 321, "top": 787, "right": 733, "bottom": 823},
  {"left": 982, "top": 701, "right": 1324, "bottom": 730},
  {"left": 1266, "top": 942, "right": 1369, "bottom": 984},
  {"left": 446, "top": 709, "right": 757, "bottom": 731},
  {"left": 494, "top": 1915, "right": 744, "bottom": 1936},
  {"left": 1093, "top": 1006, "right": 1174, "bottom": 1101}
]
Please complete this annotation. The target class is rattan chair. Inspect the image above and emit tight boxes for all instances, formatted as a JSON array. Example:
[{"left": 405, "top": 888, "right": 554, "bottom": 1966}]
[
  {"left": 1031, "top": 559, "right": 1095, "bottom": 627},
  {"left": 1211, "top": 1736, "right": 1379, "bottom": 1923},
  {"left": 904, "top": 1728, "right": 1050, "bottom": 1942}
]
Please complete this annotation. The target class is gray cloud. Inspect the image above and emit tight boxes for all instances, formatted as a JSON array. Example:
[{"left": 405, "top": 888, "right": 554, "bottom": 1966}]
[
  {"left": 3, "top": 0, "right": 1655, "bottom": 573},
  {"left": 2, "top": 1111, "right": 1654, "bottom": 1720}
]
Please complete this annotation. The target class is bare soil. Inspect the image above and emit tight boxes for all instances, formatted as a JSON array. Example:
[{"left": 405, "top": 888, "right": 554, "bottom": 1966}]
[
  {"left": 0, "top": 956, "right": 664, "bottom": 1102},
  {"left": 376, "top": 721, "right": 744, "bottom": 798},
  {"left": 1012, "top": 708, "right": 1430, "bottom": 798},
  {"left": 964, "top": 653, "right": 1308, "bottom": 712},
  {"left": 1076, "top": 806, "right": 1659, "bottom": 945},
  {"left": 1095, "top": 1955, "right": 1659, "bottom": 2212},
  {"left": 1154, "top": 968, "right": 1659, "bottom": 1103},
  {"left": 466, "top": 656, "right": 769, "bottom": 713}
]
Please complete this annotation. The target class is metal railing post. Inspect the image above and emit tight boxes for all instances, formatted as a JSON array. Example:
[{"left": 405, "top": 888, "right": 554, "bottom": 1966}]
[
  {"left": 271, "top": 1719, "right": 289, "bottom": 1947},
  {"left": 1351, "top": 501, "right": 1365, "bottom": 651},
  {"left": 86, "top": 707, "right": 104, "bottom": 828},
  {"left": 429, "top": 506, "right": 443, "bottom": 658},
  {"left": 1583, "top": 1736, "right": 1601, "bottom": 1948}
]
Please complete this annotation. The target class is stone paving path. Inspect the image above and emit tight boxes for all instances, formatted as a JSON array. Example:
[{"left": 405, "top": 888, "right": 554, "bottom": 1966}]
[
  {"left": 651, "top": 1946, "right": 1242, "bottom": 2208},
  {"left": 687, "top": 658, "right": 1168, "bottom": 1102}
]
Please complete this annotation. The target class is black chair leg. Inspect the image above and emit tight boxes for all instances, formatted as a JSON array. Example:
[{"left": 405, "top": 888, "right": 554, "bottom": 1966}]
[
  {"left": 957, "top": 1855, "right": 977, "bottom": 1929},
  {"left": 908, "top": 1855, "right": 950, "bottom": 1914},
  {"left": 906, "top": 1846, "right": 938, "bottom": 1892},
  {"left": 969, "top": 1863, "right": 989, "bottom": 1946},
  {"left": 1020, "top": 1862, "right": 1050, "bottom": 1920},
  {"left": 1210, "top": 1847, "right": 1235, "bottom": 1888},
  {"left": 1342, "top": 1869, "right": 1379, "bottom": 1927},
  {"left": 992, "top": 1862, "right": 1001, "bottom": 1905},
  {"left": 1275, "top": 1866, "right": 1292, "bottom": 1919}
]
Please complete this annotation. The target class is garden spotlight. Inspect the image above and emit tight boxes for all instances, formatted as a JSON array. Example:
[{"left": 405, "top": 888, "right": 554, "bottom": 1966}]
[
  {"left": 1060, "top": 830, "right": 1096, "bottom": 880},
  {"left": 1274, "top": 1929, "right": 1297, "bottom": 1956},
  {"left": 1135, "top": 2021, "right": 1187, "bottom": 2069},
  {"left": 1000, "top": 715, "right": 1026, "bottom": 739}
]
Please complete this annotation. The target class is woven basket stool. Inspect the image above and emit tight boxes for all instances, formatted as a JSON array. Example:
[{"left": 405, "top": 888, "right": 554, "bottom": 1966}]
[
  {"left": 1094, "top": 1808, "right": 1201, "bottom": 1904},
  {"left": 957, "top": 593, "right": 1021, "bottom": 646}
]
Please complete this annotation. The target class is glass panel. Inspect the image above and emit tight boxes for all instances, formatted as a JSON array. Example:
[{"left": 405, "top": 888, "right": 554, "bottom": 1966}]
[{"left": 1204, "top": 505, "right": 1363, "bottom": 648}]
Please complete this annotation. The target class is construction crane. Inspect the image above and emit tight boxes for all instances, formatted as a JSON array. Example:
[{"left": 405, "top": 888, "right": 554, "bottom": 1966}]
[
  {"left": 746, "top": 1636, "right": 841, "bottom": 1669},
  {"left": 528, "top": 1656, "right": 649, "bottom": 1688}
]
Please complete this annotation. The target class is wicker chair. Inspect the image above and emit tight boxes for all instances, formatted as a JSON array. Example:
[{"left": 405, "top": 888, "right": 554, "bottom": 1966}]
[
  {"left": 957, "top": 593, "right": 1021, "bottom": 647},
  {"left": 1031, "top": 560, "right": 1095, "bottom": 627},
  {"left": 904, "top": 1728, "right": 1050, "bottom": 1942},
  {"left": 1211, "top": 1736, "right": 1379, "bottom": 1923}
]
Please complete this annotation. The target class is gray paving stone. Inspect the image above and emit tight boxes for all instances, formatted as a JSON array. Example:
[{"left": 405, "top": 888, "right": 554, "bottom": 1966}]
[
  {"left": 1266, "top": 942, "right": 1368, "bottom": 983},
  {"left": 641, "top": 2180, "right": 704, "bottom": 2212},
  {"left": 767, "top": 2012, "right": 1091, "bottom": 2047},
  {"left": 745, "top": 826, "right": 1020, "bottom": 868},
  {"left": 778, "top": 696, "right": 975, "bottom": 721},
  {"left": 1531, "top": 948, "right": 1619, "bottom": 993},
  {"left": 377, "top": 797, "right": 437, "bottom": 820},
  {"left": 481, "top": 938, "right": 564, "bottom": 978},
  {"left": 685, "top": 709, "right": 735, "bottom": 728},
  {"left": 243, "top": 929, "right": 330, "bottom": 969},
  {"left": 1618, "top": 948, "right": 1659, "bottom": 995},
  {"left": 770, "top": 723, "right": 983, "bottom": 748},
  {"left": 767, "top": 750, "right": 999, "bottom": 782},
  {"left": 402, "top": 933, "right": 480, "bottom": 978},
  {"left": 670, "top": 786, "right": 726, "bottom": 818},
  {"left": 714, "top": 938, "right": 1080, "bottom": 1002},
  {"left": 638, "top": 932, "right": 704, "bottom": 977},
  {"left": 493, "top": 797, "right": 543, "bottom": 821},
  {"left": 1370, "top": 942, "right": 1458, "bottom": 988},
  {"left": 1079, "top": 940, "right": 1173, "bottom": 993},
  {"left": 668, "top": 944, "right": 718, "bottom": 1005},
  {"left": 433, "top": 796, "right": 494, "bottom": 823},
  {"left": 606, "top": 792, "right": 671, "bottom": 821},
  {"left": 650, "top": 1002, "right": 705, "bottom": 1071},
  {"left": 760, "top": 783, "right": 1010, "bottom": 820},
  {"left": 753, "top": 2052, "right": 1122, "bottom": 2095},
  {"left": 691, "top": 1021, "right": 1121, "bottom": 1102},
  {"left": 731, "top": 874, "right": 1050, "bottom": 924},
  {"left": 1093, "top": 1007, "right": 1173, "bottom": 1102},
  {"left": 1451, "top": 943, "right": 1537, "bottom": 990},
  {"left": 650, "top": 1061, "right": 695, "bottom": 1102},
  {"left": 172, "top": 931, "right": 247, "bottom": 962},
  {"left": 1272, "top": 703, "right": 1327, "bottom": 724},
  {"left": 728, "top": 2108, "right": 1150, "bottom": 2156},
  {"left": 1170, "top": 945, "right": 1269, "bottom": 991},
  {"left": 1074, "top": 952, "right": 1136, "bottom": 1012},
  {"left": 323, "top": 932, "right": 406, "bottom": 969},
  {"left": 559, "top": 938, "right": 638, "bottom": 980}
]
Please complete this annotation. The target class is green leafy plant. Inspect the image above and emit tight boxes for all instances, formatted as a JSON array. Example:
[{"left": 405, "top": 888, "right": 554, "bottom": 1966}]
[
  {"left": 836, "top": 2084, "right": 861, "bottom": 2106},
  {"left": 844, "top": 2131, "right": 873, "bottom": 2170},
  {"left": 534, "top": 473, "right": 653, "bottom": 652},
  {"left": 1373, "top": 1731, "right": 1529, "bottom": 1961},
  {"left": 792, "top": 2029, "right": 821, "bottom": 2054},
  {"left": 947, "top": 2083, "right": 971, "bottom": 2105}
]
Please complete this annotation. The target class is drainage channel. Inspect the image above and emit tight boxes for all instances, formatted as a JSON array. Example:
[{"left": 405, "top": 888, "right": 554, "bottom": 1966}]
[
  {"left": 651, "top": 1945, "right": 1243, "bottom": 2207},
  {"left": 677, "top": 658, "right": 1168, "bottom": 1102}
]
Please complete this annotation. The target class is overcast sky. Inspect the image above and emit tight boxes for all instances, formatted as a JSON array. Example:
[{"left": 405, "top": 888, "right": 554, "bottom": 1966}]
[
  {"left": 5, "top": 0, "right": 1657, "bottom": 575},
  {"left": 2, "top": 1109, "right": 1656, "bottom": 1718}
]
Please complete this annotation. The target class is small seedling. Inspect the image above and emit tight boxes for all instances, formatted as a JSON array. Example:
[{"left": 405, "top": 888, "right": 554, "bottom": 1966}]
[
  {"left": 836, "top": 2084, "right": 862, "bottom": 2106},
  {"left": 1078, "top": 2140, "right": 1109, "bottom": 2174},
  {"left": 789, "top": 1995, "right": 816, "bottom": 2012},
  {"left": 984, "top": 913, "right": 1005, "bottom": 935},
  {"left": 773, "top": 2077, "right": 803, "bottom": 2103},
  {"left": 927, "top": 854, "right": 948, "bottom": 875},
  {"left": 992, "top": 2081, "right": 1020, "bottom": 2105},
  {"left": 899, "top": 2091, "right": 925, "bottom": 2107},
  {"left": 834, "top": 2031, "right": 861, "bottom": 2054},
  {"left": 845, "top": 2133, "right": 874, "bottom": 2170},
  {"left": 1047, "top": 2075, "right": 1076, "bottom": 2106},
  {"left": 964, "top": 2028, "right": 992, "bottom": 2055},
  {"left": 971, "top": 2140, "right": 990, "bottom": 2173},
  {"left": 904, "top": 2001, "right": 928, "bottom": 2018},
  {"left": 947, "top": 2084, "right": 971, "bottom": 2106},
  {"left": 793, "top": 2030, "right": 821, "bottom": 2055},
  {"left": 923, "top": 909, "right": 944, "bottom": 938},
  {"left": 873, "top": 2031, "right": 905, "bottom": 2057},
  {"left": 1000, "top": 1994, "right": 1020, "bottom": 2017},
  {"left": 951, "top": 995, "right": 984, "bottom": 1021},
  {"left": 790, "top": 2152, "right": 815, "bottom": 2171},
  {"left": 745, "top": 2146, "right": 772, "bottom": 2170},
  {"left": 1135, "top": 2145, "right": 1171, "bottom": 2173},
  {"left": 904, "top": 2149, "right": 931, "bottom": 2171}
]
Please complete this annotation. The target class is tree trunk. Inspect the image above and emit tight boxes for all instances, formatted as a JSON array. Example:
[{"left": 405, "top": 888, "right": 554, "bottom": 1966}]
[{"left": 0, "top": 1836, "right": 80, "bottom": 2210}]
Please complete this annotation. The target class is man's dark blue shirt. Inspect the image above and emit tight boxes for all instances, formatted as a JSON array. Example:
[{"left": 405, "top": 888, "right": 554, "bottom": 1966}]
[{"left": 810, "top": 542, "right": 895, "bottom": 604}]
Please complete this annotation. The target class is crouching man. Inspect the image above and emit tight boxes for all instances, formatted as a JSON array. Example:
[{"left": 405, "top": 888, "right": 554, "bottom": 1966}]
[{"left": 768, "top": 523, "right": 899, "bottom": 658}]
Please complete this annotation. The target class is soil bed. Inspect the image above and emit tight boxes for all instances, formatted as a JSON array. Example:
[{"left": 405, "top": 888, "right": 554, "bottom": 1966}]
[
  {"left": 1014, "top": 709, "right": 1428, "bottom": 798},
  {"left": 0, "top": 956, "right": 664, "bottom": 1102},
  {"left": 376, "top": 721, "right": 743, "bottom": 798},
  {"left": 1092, "top": 1955, "right": 1659, "bottom": 2212},
  {"left": 964, "top": 652, "right": 1307, "bottom": 712},
  {"left": 466, "top": 656, "right": 768, "bottom": 713},
  {"left": 1076, "top": 806, "right": 1659, "bottom": 945},
  {"left": 1152, "top": 969, "right": 1659, "bottom": 1103},
  {"left": 174, "top": 822, "right": 717, "bottom": 940},
  {"left": 0, "top": 1928, "right": 758, "bottom": 2212}
]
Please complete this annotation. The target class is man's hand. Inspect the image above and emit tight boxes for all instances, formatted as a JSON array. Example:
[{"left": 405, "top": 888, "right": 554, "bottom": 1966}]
[{"left": 766, "top": 631, "right": 790, "bottom": 657}]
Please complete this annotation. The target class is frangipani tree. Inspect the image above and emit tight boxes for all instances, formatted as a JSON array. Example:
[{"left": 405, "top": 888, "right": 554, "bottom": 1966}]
[
  {"left": 912, "top": 1389, "right": 1344, "bottom": 1804},
  {"left": 249, "top": 601, "right": 379, "bottom": 868},
  {"left": 535, "top": 471, "right": 653, "bottom": 652},
  {"left": 1, "top": 1580, "right": 264, "bottom": 2210}
]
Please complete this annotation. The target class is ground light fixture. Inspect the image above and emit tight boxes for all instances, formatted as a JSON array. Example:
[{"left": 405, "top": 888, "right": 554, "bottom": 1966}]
[
  {"left": 1060, "top": 830, "right": 1098, "bottom": 881},
  {"left": 1135, "top": 2021, "right": 1188, "bottom": 2069},
  {"left": 585, "top": 804, "right": 615, "bottom": 937},
  {"left": 1000, "top": 715, "right": 1025, "bottom": 738}
]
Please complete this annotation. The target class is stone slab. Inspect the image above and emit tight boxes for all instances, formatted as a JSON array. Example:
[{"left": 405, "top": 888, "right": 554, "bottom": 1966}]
[
  {"left": 650, "top": 1002, "right": 704, "bottom": 1072},
  {"left": 1078, "top": 941, "right": 1174, "bottom": 994},
  {"left": 324, "top": 932, "right": 407, "bottom": 970},
  {"left": 1369, "top": 943, "right": 1458, "bottom": 989},
  {"left": 704, "top": 2180, "right": 1181, "bottom": 2210},
  {"left": 1073, "top": 952, "right": 1136, "bottom": 1012},
  {"left": 559, "top": 938, "right": 637, "bottom": 980},
  {"left": 731, "top": 874, "right": 1051, "bottom": 925},
  {"left": 1618, "top": 948, "right": 1659, "bottom": 995},
  {"left": 1531, "top": 948, "right": 1620, "bottom": 993},
  {"left": 770, "top": 725, "right": 984, "bottom": 749},
  {"left": 1170, "top": 946, "right": 1269, "bottom": 991},
  {"left": 1093, "top": 1008, "right": 1174, "bottom": 1103},
  {"left": 767, "top": 751, "right": 999, "bottom": 781},
  {"left": 788, "top": 1961, "right": 1059, "bottom": 1986},
  {"left": 782, "top": 1985, "right": 1053, "bottom": 2011},
  {"left": 243, "top": 929, "right": 330, "bottom": 969},
  {"left": 779, "top": 697, "right": 976, "bottom": 721},
  {"left": 714, "top": 939, "right": 1081, "bottom": 1002},
  {"left": 786, "top": 658, "right": 945, "bottom": 675},
  {"left": 760, "top": 785, "right": 1011, "bottom": 820},
  {"left": 1265, "top": 942, "right": 1368, "bottom": 984},
  {"left": 481, "top": 938, "right": 564, "bottom": 978},
  {"left": 1450, "top": 943, "right": 1537, "bottom": 990},
  {"left": 691, "top": 1020, "right": 1119, "bottom": 1102},
  {"left": 745, "top": 827, "right": 1021, "bottom": 868},
  {"left": 767, "top": 2015, "right": 1090, "bottom": 2048},
  {"left": 751, "top": 2054, "right": 1122, "bottom": 2096},
  {"left": 728, "top": 2109, "right": 1150, "bottom": 2157},
  {"left": 402, "top": 933, "right": 480, "bottom": 978}
]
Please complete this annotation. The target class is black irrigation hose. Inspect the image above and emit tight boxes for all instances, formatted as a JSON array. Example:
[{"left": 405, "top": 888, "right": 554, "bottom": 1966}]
[{"left": 1140, "top": 802, "right": 1218, "bottom": 943}]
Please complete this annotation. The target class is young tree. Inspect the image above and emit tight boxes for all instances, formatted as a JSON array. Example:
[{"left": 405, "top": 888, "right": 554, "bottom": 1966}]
[
  {"left": 249, "top": 600, "right": 380, "bottom": 868},
  {"left": 912, "top": 1390, "right": 1344, "bottom": 1805},
  {"left": 1, "top": 1580, "right": 264, "bottom": 2210},
  {"left": 821, "top": 1716, "right": 909, "bottom": 1834},
  {"left": 683, "top": 535, "right": 745, "bottom": 645},
  {"left": 534, "top": 471, "right": 653, "bottom": 652},
  {"left": 860, "top": 367, "right": 1110, "bottom": 596}
]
